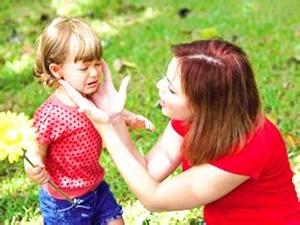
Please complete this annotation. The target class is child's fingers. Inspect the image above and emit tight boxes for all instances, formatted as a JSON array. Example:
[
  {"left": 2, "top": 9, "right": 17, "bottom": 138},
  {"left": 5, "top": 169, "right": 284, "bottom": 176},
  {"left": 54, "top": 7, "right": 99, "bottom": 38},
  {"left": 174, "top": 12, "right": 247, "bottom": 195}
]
[
  {"left": 39, "top": 172, "right": 49, "bottom": 184},
  {"left": 29, "top": 165, "right": 43, "bottom": 175},
  {"left": 132, "top": 115, "right": 155, "bottom": 131},
  {"left": 34, "top": 170, "right": 47, "bottom": 183},
  {"left": 145, "top": 120, "right": 155, "bottom": 131},
  {"left": 28, "top": 166, "right": 49, "bottom": 184},
  {"left": 121, "top": 109, "right": 135, "bottom": 118},
  {"left": 139, "top": 116, "right": 155, "bottom": 131}
]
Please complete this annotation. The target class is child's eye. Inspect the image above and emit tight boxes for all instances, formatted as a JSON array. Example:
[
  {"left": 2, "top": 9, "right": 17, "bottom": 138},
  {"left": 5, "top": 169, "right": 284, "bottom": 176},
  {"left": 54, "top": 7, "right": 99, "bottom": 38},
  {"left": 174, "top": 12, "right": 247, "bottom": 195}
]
[
  {"left": 79, "top": 67, "right": 88, "bottom": 71},
  {"left": 95, "top": 62, "right": 102, "bottom": 68}
]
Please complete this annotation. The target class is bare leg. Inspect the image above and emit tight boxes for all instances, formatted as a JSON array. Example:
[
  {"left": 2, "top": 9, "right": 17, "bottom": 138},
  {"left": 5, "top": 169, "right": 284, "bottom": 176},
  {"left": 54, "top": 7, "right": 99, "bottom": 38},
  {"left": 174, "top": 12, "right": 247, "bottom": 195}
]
[{"left": 107, "top": 217, "right": 125, "bottom": 225}]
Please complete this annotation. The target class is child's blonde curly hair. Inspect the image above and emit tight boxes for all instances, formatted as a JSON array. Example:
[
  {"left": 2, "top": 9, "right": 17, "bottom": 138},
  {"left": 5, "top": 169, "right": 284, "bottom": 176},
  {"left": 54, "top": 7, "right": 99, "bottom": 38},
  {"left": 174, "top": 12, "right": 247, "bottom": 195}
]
[{"left": 34, "top": 16, "right": 103, "bottom": 87}]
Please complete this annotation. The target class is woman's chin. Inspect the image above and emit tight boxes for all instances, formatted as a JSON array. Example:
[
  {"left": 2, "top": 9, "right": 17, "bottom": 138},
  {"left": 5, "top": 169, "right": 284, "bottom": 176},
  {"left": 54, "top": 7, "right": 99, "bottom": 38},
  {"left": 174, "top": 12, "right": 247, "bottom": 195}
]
[{"left": 161, "top": 108, "right": 171, "bottom": 118}]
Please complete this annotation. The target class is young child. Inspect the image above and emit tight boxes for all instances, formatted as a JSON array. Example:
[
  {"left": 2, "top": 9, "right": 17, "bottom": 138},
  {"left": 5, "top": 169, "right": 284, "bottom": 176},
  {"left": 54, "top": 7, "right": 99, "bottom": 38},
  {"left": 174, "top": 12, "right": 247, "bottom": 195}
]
[{"left": 24, "top": 16, "right": 152, "bottom": 225}]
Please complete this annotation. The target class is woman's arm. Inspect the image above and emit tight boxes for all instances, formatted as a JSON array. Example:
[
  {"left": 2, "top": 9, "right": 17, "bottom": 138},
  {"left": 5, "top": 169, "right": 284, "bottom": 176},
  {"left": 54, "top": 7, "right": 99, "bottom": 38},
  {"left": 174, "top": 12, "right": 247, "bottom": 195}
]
[
  {"left": 59, "top": 60, "right": 179, "bottom": 180},
  {"left": 97, "top": 116, "right": 249, "bottom": 211},
  {"left": 59, "top": 77, "right": 249, "bottom": 210},
  {"left": 109, "top": 115, "right": 183, "bottom": 181},
  {"left": 144, "top": 121, "right": 183, "bottom": 181}
]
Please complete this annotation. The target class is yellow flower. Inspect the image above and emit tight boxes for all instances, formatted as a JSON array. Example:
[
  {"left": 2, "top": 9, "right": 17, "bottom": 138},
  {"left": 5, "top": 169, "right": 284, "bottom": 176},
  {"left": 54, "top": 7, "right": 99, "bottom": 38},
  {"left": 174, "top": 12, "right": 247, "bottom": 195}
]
[{"left": 0, "top": 111, "right": 38, "bottom": 163}]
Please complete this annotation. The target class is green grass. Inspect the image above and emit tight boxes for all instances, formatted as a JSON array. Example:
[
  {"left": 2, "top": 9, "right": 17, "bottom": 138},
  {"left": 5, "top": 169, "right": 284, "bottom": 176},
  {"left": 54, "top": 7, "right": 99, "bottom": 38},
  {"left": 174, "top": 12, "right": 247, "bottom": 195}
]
[{"left": 0, "top": 0, "right": 299, "bottom": 224}]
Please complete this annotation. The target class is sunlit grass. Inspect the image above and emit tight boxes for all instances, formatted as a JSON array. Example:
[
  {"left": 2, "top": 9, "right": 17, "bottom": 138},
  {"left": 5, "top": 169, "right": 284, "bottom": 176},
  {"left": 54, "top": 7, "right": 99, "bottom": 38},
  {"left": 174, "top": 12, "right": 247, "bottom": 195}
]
[{"left": 0, "top": 0, "right": 299, "bottom": 224}]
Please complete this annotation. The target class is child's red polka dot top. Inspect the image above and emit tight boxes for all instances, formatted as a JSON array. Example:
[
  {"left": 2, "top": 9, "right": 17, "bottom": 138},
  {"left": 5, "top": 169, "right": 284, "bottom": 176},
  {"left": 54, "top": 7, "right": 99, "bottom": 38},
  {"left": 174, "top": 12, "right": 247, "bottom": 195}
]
[{"left": 33, "top": 95, "right": 104, "bottom": 199}]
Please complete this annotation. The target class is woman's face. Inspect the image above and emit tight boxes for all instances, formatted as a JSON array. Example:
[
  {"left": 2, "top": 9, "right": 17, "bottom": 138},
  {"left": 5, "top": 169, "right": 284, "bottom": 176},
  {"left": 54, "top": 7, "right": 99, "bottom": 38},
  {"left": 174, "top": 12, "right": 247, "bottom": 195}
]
[{"left": 156, "top": 57, "right": 193, "bottom": 121}]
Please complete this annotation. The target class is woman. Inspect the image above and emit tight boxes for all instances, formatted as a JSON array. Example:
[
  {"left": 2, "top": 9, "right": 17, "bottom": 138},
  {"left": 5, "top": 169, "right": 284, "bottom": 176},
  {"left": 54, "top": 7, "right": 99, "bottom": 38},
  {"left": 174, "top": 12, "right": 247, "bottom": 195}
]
[{"left": 60, "top": 39, "right": 300, "bottom": 224}]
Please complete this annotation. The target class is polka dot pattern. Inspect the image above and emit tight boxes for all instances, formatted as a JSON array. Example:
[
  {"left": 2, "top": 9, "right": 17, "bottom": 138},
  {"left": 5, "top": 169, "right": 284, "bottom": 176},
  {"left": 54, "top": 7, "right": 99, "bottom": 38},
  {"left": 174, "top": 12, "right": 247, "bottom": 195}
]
[{"left": 33, "top": 95, "right": 104, "bottom": 195}]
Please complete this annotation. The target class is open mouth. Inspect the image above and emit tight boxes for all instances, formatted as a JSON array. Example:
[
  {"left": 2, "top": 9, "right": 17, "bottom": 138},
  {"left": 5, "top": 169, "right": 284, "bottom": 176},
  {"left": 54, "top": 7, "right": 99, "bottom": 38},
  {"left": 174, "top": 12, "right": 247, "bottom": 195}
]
[
  {"left": 159, "top": 99, "right": 166, "bottom": 107},
  {"left": 87, "top": 81, "right": 98, "bottom": 86}
]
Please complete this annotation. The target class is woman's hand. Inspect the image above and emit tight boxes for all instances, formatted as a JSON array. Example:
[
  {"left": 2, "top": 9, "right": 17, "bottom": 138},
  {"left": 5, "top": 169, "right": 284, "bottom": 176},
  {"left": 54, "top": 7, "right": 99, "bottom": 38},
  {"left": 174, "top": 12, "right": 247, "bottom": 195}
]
[
  {"left": 59, "top": 79, "right": 110, "bottom": 123},
  {"left": 91, "top": 60, "right": 130, "bottom": 118},
  {"left": 59, "top": 60, "right": 130, "bottom": 123}
]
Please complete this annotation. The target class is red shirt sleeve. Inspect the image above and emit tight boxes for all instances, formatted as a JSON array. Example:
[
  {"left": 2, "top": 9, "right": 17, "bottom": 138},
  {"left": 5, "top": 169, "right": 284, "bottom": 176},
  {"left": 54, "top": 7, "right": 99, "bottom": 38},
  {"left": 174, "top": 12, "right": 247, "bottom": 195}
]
[
  {"left": 171, "top": 119, "right": 191, "bottom": 170},
  {"left": 172, "top": 118, "right": 277, "bottom": 179},
  {"left": 33, "top": 102, "right": 67, "bottom": 144},
  {"left": 171, "top": 119, "right": 189, "bottom": 136}
]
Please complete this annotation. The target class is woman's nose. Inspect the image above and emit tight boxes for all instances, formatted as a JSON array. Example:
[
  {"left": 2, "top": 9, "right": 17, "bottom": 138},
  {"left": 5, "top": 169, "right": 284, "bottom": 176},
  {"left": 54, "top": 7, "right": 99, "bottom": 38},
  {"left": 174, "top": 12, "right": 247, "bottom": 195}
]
[{"left": 156, "top": 78, "right": 167, "bottom": 91}]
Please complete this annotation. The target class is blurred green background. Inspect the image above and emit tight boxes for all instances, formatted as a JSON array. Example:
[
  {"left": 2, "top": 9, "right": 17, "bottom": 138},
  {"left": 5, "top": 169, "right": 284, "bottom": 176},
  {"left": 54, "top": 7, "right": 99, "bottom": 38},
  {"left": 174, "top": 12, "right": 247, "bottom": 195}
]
[{"left": 0, "top": 0, "right": 299, "bottom": 224}]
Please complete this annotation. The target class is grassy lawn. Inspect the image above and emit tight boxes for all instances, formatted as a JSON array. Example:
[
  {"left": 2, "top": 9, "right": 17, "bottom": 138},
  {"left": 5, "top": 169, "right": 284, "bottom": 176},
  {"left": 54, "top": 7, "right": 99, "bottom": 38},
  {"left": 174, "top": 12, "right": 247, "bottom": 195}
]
[{"left": 0, "top": 0, "right": 299, "bottom": 224}]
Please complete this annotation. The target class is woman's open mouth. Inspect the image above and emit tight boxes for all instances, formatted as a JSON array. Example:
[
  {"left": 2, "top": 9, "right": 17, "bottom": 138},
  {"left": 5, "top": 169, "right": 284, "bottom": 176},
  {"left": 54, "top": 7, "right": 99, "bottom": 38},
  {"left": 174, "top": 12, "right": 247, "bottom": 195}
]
[{"left": 159, "top": 99, "right": 166, "bottom": 107}]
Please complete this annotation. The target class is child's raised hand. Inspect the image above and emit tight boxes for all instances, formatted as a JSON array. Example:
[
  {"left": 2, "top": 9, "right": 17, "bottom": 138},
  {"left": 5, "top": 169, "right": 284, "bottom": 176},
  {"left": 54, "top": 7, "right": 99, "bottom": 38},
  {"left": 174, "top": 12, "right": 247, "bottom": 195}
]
[{"left": 122, "top": 110, "right": 155, "bottom": 131}]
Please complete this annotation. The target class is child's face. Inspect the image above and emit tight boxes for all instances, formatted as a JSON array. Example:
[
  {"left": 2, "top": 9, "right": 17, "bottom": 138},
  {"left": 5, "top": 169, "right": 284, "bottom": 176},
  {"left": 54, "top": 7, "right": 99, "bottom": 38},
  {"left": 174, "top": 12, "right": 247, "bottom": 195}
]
[{"left": 58, "top": 59, "right": 102, "bottom": 96}]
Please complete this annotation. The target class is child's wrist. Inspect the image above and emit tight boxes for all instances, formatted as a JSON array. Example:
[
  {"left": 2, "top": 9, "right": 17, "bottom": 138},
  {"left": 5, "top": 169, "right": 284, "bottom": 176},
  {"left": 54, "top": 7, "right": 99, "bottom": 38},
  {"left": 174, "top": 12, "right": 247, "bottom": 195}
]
[{"left": 109, "top": 113, "right": 123, "bottom": 124}]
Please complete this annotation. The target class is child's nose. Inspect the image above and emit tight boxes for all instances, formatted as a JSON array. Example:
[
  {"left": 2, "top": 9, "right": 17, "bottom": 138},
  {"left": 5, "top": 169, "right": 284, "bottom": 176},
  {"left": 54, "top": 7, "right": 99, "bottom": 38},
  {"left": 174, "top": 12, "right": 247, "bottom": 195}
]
[{"left": 90, "top": 67, "right": 98, "bottom": 77}]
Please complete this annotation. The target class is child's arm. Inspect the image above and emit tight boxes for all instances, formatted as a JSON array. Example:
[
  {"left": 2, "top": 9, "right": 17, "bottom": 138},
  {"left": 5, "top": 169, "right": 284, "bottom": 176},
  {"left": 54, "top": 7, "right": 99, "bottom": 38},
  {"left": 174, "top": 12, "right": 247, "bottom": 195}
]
[
  {"left": 122, "top": 109, "right": 155, "bottom": 131},
  {"left": 24, "top": 143, "right": 49, "bottom": 185}
]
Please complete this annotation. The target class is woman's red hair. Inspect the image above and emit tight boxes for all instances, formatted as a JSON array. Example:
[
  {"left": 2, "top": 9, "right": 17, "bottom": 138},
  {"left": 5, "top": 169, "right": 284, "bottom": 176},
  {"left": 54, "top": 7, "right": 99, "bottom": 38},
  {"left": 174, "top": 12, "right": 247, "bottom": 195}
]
[{"left": 172, "top": 39, "right": 263, "bottom": 165}]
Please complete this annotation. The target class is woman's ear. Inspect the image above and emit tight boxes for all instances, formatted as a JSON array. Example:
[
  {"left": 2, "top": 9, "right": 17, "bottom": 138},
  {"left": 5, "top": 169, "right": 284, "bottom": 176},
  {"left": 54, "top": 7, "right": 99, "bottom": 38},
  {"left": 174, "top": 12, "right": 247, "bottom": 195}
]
[{"left": 49, "top": 63, "right": 62, "bottom": 79}]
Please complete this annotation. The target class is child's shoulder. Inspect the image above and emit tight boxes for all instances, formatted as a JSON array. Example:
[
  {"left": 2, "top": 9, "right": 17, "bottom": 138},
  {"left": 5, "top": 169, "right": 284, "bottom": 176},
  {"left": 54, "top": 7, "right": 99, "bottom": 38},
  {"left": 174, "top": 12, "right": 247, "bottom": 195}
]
[
  {"left": 36, "top": 95, "right": 59, "bottom": 111},
  {"left": 34, "top": 94, "right": 83, "bottom": 125},
  {"left": 34, "top": 95, "right": 67, "bottom": 121}
]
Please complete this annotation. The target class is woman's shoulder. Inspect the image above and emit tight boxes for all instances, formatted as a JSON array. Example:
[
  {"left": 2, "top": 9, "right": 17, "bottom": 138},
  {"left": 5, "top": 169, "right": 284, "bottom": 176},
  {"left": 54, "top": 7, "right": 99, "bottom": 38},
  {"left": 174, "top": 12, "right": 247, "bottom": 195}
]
[
  {"left": 234, "top": 117, "right": 285, "bottom": 159},
  {"left": 251, "top": 117, "right": 285, "bottom": 148},
  {"left": 171, "top": 119, "right": 190, "bottom": 136},
  {"left": 210, "top": 117, "right": 288, "bottom": 178}
]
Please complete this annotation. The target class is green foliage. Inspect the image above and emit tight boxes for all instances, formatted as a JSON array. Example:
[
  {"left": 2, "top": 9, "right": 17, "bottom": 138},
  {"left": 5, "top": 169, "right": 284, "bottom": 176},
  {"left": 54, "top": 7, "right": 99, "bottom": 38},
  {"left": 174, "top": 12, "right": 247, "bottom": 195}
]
[
  {"left": 0, "top": 0, "right": 299, "bottom": 224},
  {"left": 0, "top": 162, "right": 41, "bottom": 224}
]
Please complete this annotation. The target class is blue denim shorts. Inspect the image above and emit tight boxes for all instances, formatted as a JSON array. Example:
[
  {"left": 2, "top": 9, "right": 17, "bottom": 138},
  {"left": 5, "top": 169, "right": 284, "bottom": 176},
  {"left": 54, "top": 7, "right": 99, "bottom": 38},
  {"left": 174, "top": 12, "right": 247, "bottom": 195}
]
[{"left": 39, "top": 181, "right": 123, "bottom": 225}]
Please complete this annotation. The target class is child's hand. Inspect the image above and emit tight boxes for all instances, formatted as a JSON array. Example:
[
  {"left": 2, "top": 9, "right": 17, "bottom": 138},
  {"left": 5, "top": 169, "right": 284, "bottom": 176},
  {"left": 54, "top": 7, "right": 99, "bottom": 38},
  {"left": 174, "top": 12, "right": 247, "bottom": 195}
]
[
  {"left": 122, "top": 110, "right": 155, "bottom": 131},
  {"left": 25, "top": 164, "right": 49, "bottom": 185}
]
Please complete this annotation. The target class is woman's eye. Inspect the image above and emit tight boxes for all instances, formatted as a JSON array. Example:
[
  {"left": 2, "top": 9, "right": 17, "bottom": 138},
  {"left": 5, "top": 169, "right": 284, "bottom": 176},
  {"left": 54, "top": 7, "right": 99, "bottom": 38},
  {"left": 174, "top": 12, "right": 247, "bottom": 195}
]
[{"left": 168, "top": 85, "right": 176, "bottom": 94}]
